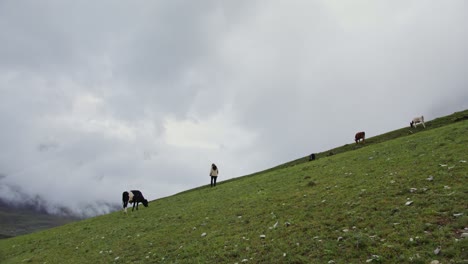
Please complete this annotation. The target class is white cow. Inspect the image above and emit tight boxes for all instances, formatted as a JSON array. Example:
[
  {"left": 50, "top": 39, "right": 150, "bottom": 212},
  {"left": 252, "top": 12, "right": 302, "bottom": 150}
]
[{"left": 410, "top": 116, "right": 425, "bottom": 128}]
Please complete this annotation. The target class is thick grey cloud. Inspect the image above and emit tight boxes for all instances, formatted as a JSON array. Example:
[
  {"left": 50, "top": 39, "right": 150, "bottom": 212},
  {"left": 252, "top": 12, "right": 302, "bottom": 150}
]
[{"left": 0, "top": 0, "right": 467, "bottom": 216}]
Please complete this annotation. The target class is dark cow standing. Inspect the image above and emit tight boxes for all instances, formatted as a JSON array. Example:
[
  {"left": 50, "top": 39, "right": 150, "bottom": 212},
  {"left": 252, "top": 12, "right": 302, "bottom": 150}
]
[
  {"left": 309, "top": 153, "right": 316, "bottom": 161},
  {"left": 355, "top": 131, "right": 365, "bottom": 144},
  {"left": 122, "top": 190, "right": 148, "bottom": 213}
]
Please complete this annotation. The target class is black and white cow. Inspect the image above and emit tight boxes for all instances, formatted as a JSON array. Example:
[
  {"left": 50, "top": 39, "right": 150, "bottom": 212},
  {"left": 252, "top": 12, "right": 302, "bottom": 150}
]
[{"left": 122, "top": 190, "right": 148, "bottom": 213}]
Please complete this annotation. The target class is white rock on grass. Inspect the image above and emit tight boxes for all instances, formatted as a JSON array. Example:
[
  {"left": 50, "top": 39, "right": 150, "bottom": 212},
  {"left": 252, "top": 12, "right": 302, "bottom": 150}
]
[
  {"left": 269, "top": 221, "right": 279, "bottom": 229},
  {"left": 453, "top": 213, "right": 463, "bottom": 217},
  {"left": 434, "top": 246, "right": 441, "bottom": 255},
  {"left": 426, "top": 176, "right": 434, "bottom": 181},
  {"left": 460, "top": 233, "right": 468, "bottom": 238},
  {"left": 405, "top": 201, "right": 413, "bottom": 206},
  {"left": 201, "top": 233, "right": 207, "bottom": 237},
  {"left": 430, "top": 261, "right": 440, "bottom": 264},
  {"left": 260, "top": 235, "right": 266, "bottom": 239},
  {"left": 366, "top": 255, "right": 380, "bottom": 262}
]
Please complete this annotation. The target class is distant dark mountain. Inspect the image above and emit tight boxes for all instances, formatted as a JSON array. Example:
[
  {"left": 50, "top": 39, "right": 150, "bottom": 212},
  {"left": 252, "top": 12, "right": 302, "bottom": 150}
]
[
  {"left": 0, "top": 183, "right": 121, "bottom": 239},
  {"left": 0, "top": 197, "right": 79, "bottom": 238}
]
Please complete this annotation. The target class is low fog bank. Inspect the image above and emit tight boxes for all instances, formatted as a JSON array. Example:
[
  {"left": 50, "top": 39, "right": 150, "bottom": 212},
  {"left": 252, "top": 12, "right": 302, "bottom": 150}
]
[{"left": 0, "top": 181, "right": 120, "bottom": 218}]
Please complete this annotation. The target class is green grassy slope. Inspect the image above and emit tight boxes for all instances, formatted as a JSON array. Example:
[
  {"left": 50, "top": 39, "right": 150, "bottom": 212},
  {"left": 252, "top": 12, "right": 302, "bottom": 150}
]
[
  {"left": 0, "top": 111, "right": 467, "bottom": 263},
  {"left": 252, "top": 110, "right": 468, "bottom": 174}
]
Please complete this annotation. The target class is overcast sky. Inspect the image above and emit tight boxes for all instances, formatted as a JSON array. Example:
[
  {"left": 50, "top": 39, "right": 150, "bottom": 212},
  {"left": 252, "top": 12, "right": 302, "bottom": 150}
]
[{"left": 0, "top": 0, "right": 467, "bottom": 217}]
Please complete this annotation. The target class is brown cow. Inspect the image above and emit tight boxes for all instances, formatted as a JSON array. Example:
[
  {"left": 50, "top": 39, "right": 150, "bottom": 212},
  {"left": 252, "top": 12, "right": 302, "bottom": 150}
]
[{"left": 355, "top": 131, "right": 365, "bottom": 144}]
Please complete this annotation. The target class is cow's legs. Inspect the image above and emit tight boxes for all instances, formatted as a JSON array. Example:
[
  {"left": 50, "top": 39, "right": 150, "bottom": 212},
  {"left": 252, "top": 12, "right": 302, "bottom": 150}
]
[
  {"left": 123, "top": 201, "right": 129, "bottom": 213},
  {"left": 131, "top": 202, "right": 141, "bottom": 211}
]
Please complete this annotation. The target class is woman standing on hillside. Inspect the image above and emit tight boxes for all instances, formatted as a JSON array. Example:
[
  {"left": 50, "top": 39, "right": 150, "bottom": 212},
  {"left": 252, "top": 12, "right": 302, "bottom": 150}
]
[{"left": 210, "top": 163, "right": 219, "bottom": 187}]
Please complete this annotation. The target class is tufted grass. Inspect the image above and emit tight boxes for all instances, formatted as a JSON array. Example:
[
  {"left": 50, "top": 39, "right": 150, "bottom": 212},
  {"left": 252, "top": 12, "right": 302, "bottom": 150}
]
[{"left": 0, "top": 110, "right": 467, "bottom": 263}]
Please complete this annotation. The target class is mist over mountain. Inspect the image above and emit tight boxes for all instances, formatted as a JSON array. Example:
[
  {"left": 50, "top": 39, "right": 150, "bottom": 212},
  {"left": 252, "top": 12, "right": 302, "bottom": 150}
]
[{"left": 0, "top": 181, "right": 120, "bottom": 219}]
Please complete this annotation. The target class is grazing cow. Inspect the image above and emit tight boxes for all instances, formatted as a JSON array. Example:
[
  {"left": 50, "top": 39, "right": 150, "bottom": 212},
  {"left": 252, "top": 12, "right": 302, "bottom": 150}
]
[
  {"left": 309, "top": 153, "right": 316, "bottom": 161},
  {"left": 410, "top": 116, "right": 425, "bottom": 128},
  {"left": 355, "top": 131, "right": 365, "bottom": 144},
  {"left": 122, "top": 190, "right": 148, "bottom": 213}
]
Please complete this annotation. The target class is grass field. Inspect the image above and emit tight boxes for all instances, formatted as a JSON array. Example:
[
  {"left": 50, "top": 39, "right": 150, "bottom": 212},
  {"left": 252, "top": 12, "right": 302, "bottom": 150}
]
[{"left": 0, "top": 110, "right": 467, "bottom": 263}]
